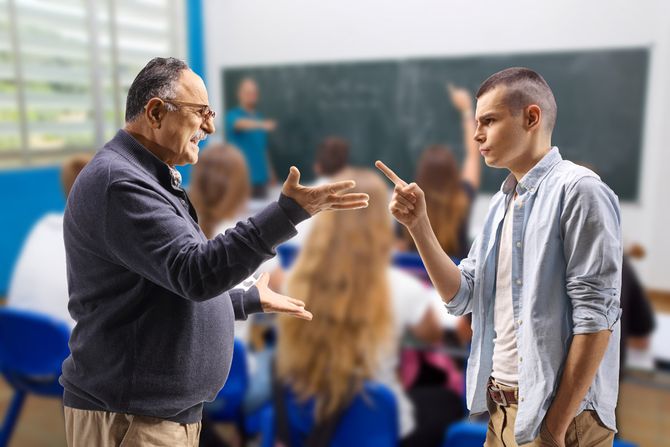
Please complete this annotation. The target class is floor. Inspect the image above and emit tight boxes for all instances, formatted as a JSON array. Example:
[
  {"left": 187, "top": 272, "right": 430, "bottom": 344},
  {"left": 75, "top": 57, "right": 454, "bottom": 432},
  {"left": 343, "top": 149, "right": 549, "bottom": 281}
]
[{"left": 1, "top": 373, "right": 670, "bottom": 447}]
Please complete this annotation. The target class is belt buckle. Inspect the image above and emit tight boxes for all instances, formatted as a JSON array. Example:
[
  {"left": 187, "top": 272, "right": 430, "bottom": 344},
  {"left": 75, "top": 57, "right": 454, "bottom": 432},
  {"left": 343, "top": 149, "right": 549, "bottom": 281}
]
[{"left": 489, "top": 385, "right": 508, "bottom": 407}]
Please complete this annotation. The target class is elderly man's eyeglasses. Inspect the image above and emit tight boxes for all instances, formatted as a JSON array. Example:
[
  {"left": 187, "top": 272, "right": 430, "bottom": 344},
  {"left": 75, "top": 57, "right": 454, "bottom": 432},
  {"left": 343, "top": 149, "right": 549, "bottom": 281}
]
[{"left": 163, "top": 99, "right": 216, "bottom": 121}]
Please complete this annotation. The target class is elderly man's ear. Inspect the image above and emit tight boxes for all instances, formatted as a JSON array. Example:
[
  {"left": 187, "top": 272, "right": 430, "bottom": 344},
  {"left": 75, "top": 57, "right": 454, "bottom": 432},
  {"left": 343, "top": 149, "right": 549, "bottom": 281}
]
[{"left": 145, "top": 98, "right": 165, "bottom": 129}]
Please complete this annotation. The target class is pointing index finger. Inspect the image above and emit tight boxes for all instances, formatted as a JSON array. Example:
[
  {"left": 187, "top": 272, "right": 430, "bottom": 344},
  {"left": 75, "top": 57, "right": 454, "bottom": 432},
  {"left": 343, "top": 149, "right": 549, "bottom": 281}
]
[{"left": 375, "top": 160, "right": 407, "bottom": 187}]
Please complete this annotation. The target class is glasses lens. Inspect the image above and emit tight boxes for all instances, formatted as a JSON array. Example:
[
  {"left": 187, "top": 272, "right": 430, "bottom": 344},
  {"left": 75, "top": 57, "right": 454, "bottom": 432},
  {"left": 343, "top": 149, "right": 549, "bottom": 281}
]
[{"left": 202, "top": 106, "right": 215, "bottom": 120}]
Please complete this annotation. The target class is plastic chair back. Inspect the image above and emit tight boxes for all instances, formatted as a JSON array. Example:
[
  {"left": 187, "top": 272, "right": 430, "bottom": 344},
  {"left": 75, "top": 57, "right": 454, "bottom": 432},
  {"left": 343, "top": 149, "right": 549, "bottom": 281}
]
[
  {"left": 0, "top": 307, "right": 70, "bottom": 447},
  {"left": 263, "top": 381, "right": 398, "bottom": 447},
  {"left": 205, "top": 338, "right": 248, "bottom": 421},
  {"left": 443, "top": 420, "right": 487, "bottom": 447},
  {"left": 0, "top": 307, "right": 70, "bottom": 378}
]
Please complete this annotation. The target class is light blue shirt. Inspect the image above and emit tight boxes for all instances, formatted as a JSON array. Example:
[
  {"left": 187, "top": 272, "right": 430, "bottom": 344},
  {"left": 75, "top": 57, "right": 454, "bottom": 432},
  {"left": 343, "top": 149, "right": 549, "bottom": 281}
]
[{"left": 447, "top": 147, "right": 622, "bottom": 444}]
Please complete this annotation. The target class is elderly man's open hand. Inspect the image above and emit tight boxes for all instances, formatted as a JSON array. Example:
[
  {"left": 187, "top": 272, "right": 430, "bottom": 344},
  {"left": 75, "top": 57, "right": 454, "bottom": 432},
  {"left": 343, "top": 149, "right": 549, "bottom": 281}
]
[
  {"left": 255, "top": 272, "right": 312, "bottom": 320},
  {"left": 281, "top": 166, "right": 369, "bottom": 215}
]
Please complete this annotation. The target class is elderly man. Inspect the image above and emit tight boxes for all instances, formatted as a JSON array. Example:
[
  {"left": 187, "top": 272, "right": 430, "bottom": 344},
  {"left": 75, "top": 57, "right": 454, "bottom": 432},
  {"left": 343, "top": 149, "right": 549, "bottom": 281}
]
[{"left": 60, "top": 57, "right": 368, "bottom": 447}]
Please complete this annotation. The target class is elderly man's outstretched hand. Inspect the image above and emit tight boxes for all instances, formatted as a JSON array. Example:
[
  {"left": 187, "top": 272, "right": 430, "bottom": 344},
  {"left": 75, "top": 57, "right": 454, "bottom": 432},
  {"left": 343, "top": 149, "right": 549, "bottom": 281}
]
[
  {"left": 281, "top": 166, "right": 369, "bottom": 215},
  {"left": 255, "top": 272, "right": 313, "bottom": 320}
]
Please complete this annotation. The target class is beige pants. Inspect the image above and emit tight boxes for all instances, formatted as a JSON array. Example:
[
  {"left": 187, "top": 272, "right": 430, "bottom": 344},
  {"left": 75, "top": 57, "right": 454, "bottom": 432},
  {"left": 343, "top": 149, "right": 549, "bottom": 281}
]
[
  {"left": 485, "top": 381, "right": 615, "bottom": 447},
  {"left": 64, "top": 407, "right": 201, "bottom": 447}
]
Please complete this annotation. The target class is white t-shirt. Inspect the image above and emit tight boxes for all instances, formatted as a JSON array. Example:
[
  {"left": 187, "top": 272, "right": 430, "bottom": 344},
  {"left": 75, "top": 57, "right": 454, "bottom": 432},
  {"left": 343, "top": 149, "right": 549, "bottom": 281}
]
[
  {"left": 491, "top": 196, "right": 519, "bottom": 386},
  {"left": 7, "top": 213, "right": 75, "bottom": 330}
]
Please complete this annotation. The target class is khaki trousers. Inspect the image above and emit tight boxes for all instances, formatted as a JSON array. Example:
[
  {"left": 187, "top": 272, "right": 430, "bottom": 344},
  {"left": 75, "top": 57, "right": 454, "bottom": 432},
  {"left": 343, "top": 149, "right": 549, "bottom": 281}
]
[
  {"left": 485, "top": 381, "right": 615, "bottom": 447},
  {"left": 64, "top": 407, "right": 201, "bottom": 447}
]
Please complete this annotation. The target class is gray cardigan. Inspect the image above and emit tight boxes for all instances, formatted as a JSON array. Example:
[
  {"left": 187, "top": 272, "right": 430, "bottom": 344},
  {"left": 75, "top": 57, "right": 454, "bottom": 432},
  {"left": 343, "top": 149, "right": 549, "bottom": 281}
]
[{"left": 60, "top": 129, "right": 309, "bottom": 423}]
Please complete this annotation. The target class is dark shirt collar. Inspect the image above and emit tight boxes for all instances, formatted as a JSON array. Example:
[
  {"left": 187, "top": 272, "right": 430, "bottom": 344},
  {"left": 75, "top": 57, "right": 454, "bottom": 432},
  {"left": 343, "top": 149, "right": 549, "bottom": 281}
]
[
  {"left": 500, "top": 146, "right": 562, "bottom": 196},
  {"left": 109, "top": 129, "right": 182, "bottom": 191}
]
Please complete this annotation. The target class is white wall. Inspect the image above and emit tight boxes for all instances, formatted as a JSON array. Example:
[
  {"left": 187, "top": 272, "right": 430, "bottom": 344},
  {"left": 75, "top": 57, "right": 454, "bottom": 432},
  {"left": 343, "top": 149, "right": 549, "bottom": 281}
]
[{"left": 203, "top": 0, "right": 670, "bottom": 290}]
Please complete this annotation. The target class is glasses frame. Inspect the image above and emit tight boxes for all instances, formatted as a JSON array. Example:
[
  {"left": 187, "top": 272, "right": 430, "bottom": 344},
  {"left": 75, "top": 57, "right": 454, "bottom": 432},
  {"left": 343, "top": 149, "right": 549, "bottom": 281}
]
[{"left": 162, "top": 99, "right": 216, "bottom": 121}]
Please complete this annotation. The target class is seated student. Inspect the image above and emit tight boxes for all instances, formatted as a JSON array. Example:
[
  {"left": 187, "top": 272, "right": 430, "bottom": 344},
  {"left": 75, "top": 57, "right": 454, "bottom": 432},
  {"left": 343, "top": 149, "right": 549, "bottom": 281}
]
[
  {"left": 291, "top": 136, "right": 352, "bottom": 247},
  {"left": 7, "top": 153, "right": 92, "bottom": 330},
  {"left": 400, "top": 85, "right": 481, "bottom": 260},
  {"left": 277, "top": 168, "right": 450, "bottom": 441},
  {"left": 313, "top": 136, "right": 350, "bottom": 180}
]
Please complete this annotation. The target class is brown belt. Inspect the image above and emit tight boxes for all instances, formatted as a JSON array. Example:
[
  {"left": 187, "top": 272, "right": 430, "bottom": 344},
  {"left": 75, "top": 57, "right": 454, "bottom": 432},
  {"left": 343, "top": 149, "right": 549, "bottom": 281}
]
[{"left": 487, "top": 378, "right": 518, "bottom": 407}]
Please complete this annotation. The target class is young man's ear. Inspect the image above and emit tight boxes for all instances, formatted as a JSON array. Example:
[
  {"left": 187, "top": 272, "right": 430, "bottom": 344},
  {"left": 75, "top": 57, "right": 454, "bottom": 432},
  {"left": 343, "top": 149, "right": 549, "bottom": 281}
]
[{"left": 525, "top": 105, "right": 542, "bottom": 131}]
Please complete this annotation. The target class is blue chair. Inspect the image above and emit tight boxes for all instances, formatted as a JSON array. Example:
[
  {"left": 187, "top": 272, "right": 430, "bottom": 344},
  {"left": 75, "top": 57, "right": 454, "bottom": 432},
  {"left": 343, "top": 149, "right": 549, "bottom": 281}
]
[
  {"left": 443, "top": 420, "right": 486, "bottom": 447},
  {"left": 614, "top": 440, "right": 638, "bottom": 447},
  {"left": 277, "top": 243, "right": 300, "bottom": 269},
  {"left": 261, "top": 381, "right": 398, "bottom": 447},
  {"left": 441, "top": 420, "right": 638, "bottom": 447},
  {"left": 245, "top": 401, "right": 271, "bottom": 437},
  {"left": 277, "top": 245, "right": 459, "bottom": 280},
  {"left": 0, "top": 307, "right": 71, "bottom": 447},
  {"left": 204, "top": 338, "right": 248, "bottom": 423}
]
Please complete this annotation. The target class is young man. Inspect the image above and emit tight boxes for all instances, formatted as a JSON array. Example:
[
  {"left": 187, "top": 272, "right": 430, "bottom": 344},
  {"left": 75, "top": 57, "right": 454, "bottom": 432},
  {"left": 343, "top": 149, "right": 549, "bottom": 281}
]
[{"left": 377, "top": 67, "right": 621, "bottom": 446}]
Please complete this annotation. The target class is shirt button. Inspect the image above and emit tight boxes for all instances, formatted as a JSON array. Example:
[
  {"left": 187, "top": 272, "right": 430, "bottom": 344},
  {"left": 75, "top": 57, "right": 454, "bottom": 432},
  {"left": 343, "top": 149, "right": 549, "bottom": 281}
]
[
  {"left": 516, "top": 278, "right": 522, "bottom": 286},
  {"left": 516, "top": 241, "right": 522, "bottom": 248},
  {"left": 521, "top": 397, "right": 525, "bottom": 402},
  {"left": 180, "top": 199, "right": 186, "bottom": 206},
  {"left": 519, "top": 357, "right": 523, "bottom": 362},
  {"left": 518, "top": 319, "right": 523, "bottom": 326}
]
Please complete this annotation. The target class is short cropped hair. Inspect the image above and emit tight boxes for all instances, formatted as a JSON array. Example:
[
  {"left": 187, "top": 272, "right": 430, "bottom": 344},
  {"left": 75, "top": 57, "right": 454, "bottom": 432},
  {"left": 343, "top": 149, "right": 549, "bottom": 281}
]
[
  {"left": 125, "top": 57, "right": 188, "bottom": 123},
  {"left": 476, "top": 67, "right": 557, "bottom": 132},
  {"left": 315, "top": 137, "right": 350, "bottom": 176}
]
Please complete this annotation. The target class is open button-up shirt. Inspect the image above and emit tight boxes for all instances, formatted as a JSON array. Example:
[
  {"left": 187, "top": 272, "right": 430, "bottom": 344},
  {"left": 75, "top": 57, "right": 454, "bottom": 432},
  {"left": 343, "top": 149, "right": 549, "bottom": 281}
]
[{"left": 447, "top": 147, "right": 622, "bottom": 444}]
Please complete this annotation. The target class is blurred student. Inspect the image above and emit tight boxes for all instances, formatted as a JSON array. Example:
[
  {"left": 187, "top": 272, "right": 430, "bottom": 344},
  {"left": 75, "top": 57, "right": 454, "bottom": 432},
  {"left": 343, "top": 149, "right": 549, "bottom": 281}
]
[
  {"left": 277, "top": 168, "right": 449, "bottom": 441},
  {"left": 291, "top": 136, "right": 351, "bottom": 247},
  {"left": 400, "top": 85, "right": 481, "bottom": 260},
  {"left": 313, "top": 136, "right": 350, "bottom": 180},
  {"left": 619, "top": 248, "right": 656, "bottom": 368},
  {"left": 7, "top": 153, "right": 92, "bottom": 330},
  {"left": 226, "top": 77, "right": 277, "bottom": 199},
  {"left": 188, "top": 142, "right": 250, "bottom": 239}
]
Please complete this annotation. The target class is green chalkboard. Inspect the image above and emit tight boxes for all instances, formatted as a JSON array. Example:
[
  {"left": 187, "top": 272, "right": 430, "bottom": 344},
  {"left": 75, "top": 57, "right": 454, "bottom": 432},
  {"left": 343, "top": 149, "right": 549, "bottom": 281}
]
[{"left": 223, "top": 48, "right": 648, "bottom": 200}]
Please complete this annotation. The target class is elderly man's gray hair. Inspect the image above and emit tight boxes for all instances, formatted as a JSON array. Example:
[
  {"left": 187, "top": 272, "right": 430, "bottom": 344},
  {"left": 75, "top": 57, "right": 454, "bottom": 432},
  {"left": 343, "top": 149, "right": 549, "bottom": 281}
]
[{"left": 125, "top": 57, "right": 189, "bottom": 123}]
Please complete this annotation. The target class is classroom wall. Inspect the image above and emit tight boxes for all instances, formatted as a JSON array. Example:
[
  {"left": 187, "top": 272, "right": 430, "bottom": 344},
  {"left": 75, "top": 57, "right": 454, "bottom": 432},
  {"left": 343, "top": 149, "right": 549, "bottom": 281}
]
[{"left": 203, "top": 0, "right": 670, "bottom": 290}]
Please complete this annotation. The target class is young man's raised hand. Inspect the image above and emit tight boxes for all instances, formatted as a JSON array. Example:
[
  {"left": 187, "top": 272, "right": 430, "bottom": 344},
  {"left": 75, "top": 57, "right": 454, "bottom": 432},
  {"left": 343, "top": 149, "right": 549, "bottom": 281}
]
[{"left": 375, "top": 160, "right": 427, "bottom": 230}]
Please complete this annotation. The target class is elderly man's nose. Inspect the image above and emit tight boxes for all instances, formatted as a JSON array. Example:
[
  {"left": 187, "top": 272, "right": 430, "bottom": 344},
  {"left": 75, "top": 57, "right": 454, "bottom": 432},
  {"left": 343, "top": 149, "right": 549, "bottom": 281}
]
[{"left": 202, "top": 117, "right": 215, "bottom": 134}]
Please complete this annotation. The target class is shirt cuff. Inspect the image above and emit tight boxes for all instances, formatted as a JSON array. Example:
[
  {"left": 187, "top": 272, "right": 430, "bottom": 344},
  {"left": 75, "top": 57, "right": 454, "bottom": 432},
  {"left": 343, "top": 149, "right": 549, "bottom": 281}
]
[
  {"left": 445, "top": 273, "right": 471, "bottom": 316},
  {"left": 278, "top": 193, "right": 311, "bottom": 225},
  {"left": 250, "top": 201, "right": 300, "bottom": 249},
  {"left": 572, "top": 305, "right": 622, "bottom": 334},
  {"left": 229, "top": 286, "right": 264, "bottom": 321}
]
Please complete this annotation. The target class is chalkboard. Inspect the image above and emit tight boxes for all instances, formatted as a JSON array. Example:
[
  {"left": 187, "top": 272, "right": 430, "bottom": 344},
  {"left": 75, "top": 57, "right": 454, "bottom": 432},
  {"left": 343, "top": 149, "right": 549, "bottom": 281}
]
[{"left": 223, "top": 48, "right": 648, "bottom": 200}]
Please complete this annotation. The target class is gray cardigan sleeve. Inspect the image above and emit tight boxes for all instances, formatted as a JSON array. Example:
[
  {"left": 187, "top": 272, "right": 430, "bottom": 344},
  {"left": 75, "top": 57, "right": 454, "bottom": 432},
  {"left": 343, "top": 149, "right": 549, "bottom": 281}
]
[{"left": 103, "top": 180, "right": 309, "bottom": 303}]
